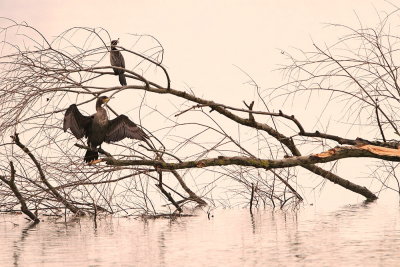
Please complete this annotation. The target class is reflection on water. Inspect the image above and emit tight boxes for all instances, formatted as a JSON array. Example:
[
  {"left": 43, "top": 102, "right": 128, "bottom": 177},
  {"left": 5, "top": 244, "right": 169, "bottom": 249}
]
[{"left": 1, "top": 202, "right": 399, "bottom": 267}]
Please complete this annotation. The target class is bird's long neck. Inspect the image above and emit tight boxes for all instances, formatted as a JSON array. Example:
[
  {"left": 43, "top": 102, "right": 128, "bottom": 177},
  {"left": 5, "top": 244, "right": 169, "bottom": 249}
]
[
  {"left": 95, "top": 104, "right": 108, "bottom": 124},
  {"left": 96, "top": 101, "right": 104, "bottom": 111}
]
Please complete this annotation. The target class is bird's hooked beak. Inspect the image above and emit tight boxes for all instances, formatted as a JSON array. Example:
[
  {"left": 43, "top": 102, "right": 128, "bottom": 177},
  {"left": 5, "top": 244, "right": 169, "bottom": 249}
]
[{"left": 104, "top": 97, "right": 110, "bottom": 103}]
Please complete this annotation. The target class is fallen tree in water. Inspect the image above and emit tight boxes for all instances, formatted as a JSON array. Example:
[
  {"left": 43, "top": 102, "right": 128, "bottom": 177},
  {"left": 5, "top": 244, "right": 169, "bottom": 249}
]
[{"left": 2, "top": 9, "right": 400, "bottom": 222}]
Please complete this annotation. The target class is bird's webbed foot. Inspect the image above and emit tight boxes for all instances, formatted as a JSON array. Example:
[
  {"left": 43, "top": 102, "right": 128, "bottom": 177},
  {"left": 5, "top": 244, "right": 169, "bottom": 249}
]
[{"left": 88, "top": 159, "right": 103, "bottom": 165}]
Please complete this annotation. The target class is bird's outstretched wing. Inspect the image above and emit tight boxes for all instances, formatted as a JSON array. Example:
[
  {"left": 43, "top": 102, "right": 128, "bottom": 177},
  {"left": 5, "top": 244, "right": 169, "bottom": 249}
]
[
  {"left": 63, "top": 104, "right": 92, "bottom": 139},
  {"left": 104, "top": 115, "right": 148, "bottom": 143}
]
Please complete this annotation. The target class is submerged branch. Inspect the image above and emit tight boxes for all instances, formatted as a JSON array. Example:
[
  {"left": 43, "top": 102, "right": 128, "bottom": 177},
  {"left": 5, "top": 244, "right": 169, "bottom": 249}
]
[
  {"left": 12, "top": 134, "right": 83, "bottom": 215},
  {"left": 156, "top": 171, "right": 182, "bottom": 213},
  {"left": 0, "top": 162, "right": 40, "bottom": 223}
]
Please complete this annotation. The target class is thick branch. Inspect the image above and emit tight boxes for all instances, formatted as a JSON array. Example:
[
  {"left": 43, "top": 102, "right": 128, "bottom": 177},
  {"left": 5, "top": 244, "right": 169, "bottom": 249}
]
[
  {"left": 175, "top": 103, "right": 400, "bottom": 148},
  {"left": 156, "top": 171, "right": 182, "bottom": 213},
  {"left": 129, "top": 85, "right": 301, "bottom": 155},
  {"left": 301, "top": 164, "right": 377, "bottom": 201},
  {"left": 142, "top": 139, "right": 207, "bottom": 206},
  {"left": 104, "top": 146, "right": 400, "bottom": 169},
  {"left": 12, "top": 134, "right": 82, "bottom": 215},
  {"left": 0, "top": 162, "right": 40, "bottom": 223},
  {"left": 113, "top": 85, "right": 382, "bottom": 201},
  {"left": 104, "top": 144, "right": 387, "bottom": 200}
]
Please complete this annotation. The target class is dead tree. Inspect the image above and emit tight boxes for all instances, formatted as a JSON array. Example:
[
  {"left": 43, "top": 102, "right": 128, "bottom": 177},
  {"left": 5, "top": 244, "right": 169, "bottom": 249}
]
[{"left": 1, "top": 10, "right": 400, "bottom": 220}]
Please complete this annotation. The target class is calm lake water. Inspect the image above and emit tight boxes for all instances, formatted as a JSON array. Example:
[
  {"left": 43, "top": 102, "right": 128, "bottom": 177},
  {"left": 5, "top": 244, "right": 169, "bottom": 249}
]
[{"left": 1, "top": 201, "right": 399, "bottom": 267}]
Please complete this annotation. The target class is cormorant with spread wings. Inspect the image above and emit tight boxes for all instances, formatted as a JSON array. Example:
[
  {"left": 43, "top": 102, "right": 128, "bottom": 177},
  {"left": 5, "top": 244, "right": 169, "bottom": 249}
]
[{"left": 63, "top": 96, "right": 148, "bottom": 163}]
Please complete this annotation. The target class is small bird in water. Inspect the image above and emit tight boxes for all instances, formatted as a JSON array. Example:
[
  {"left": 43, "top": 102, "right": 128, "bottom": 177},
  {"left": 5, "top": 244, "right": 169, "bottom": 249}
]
[
  {"left": 63, "top": 96, "right": 148, "bottom": 163},
  {"left": 110, "top": 39, "right": 127, "bottom": 86}
]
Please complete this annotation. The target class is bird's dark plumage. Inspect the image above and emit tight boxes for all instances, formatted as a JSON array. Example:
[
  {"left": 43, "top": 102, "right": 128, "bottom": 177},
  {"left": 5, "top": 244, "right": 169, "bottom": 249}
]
[
  {"left": 63, "top": 104, "right": 92, "bottom": 139},
  {"left": 105, "top": 115, "right": 147, "bottom": 142},
  {"left": 63, "top": 96, "right": 148, "bottom": 163},
  {"left": 110, "top": 39, "right": 127, "bottom": 86}
]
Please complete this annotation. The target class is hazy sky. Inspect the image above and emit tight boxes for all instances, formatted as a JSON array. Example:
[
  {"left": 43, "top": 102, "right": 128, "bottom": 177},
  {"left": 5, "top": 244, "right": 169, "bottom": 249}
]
[{"left": 1, "top": 0, "right": 384, "bottom": 102}]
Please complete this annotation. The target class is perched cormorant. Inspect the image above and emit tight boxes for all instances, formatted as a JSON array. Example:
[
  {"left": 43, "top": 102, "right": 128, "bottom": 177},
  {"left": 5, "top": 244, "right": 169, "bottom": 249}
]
[
  {"left": 110, "top": 39, "right": 127, "bottom": 86},
  {"left": 63, "top": 96, "right": 148, "bottom": 163}
]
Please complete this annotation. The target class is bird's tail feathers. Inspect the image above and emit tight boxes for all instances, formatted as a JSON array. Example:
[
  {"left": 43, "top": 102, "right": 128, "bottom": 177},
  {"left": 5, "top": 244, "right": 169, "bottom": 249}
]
[
  {"left": 119, "top": 74, "right": 127, "bottom": 86},
  {"left": 84, "top": 150, "right": 98, "bottom": 163}
]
